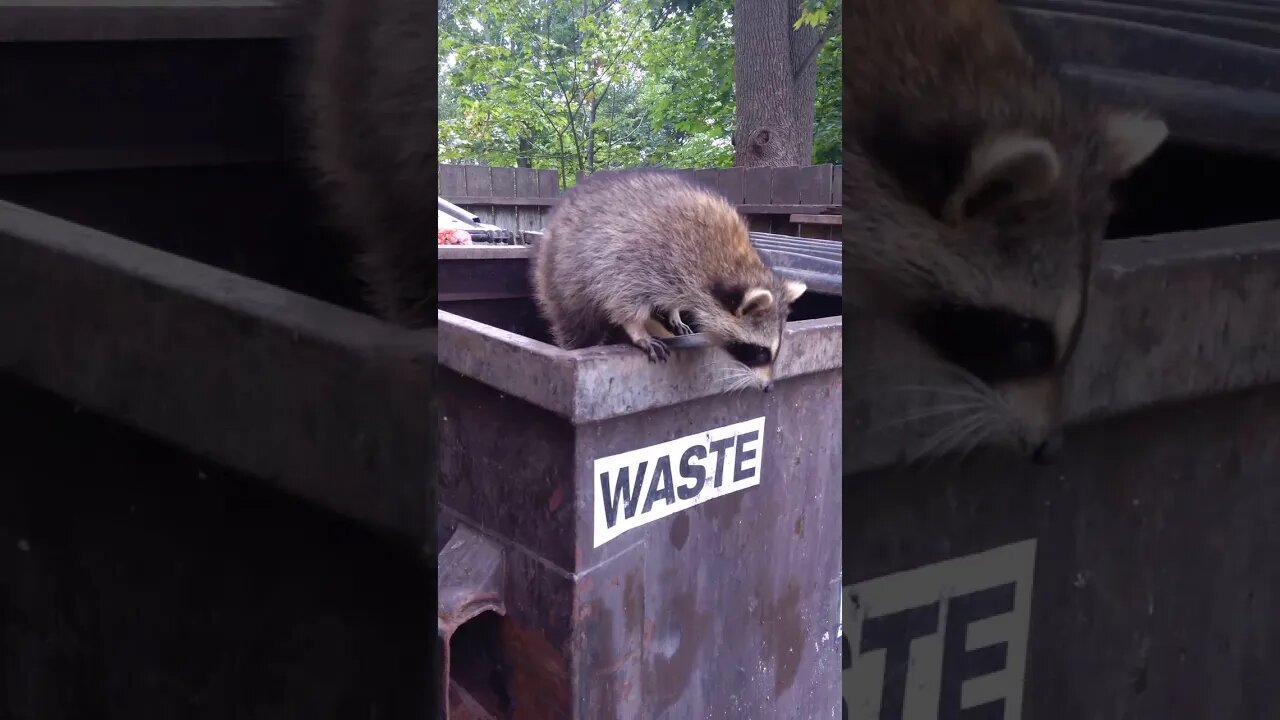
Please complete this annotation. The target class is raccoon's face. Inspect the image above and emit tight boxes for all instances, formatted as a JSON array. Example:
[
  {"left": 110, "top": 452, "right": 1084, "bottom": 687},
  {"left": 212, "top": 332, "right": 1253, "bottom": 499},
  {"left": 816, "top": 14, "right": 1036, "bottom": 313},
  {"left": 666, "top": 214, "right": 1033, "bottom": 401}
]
[
  {"left": 709, "top": 278, "right": 808, "bottom": 392},
  {"left": 849, "top": 109, "right": 1168, "bottom": 462}
]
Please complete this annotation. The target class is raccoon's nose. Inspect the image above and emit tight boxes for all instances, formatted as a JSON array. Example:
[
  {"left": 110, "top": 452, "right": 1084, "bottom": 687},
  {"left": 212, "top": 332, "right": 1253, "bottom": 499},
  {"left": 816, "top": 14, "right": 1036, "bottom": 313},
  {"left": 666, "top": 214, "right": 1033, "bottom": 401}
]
[
  {"left": 762, "top": 382, "right": 773, "bottom": 393},
  {"left": 1031, "top": 431, "right": 1064, "bottom": 465}
]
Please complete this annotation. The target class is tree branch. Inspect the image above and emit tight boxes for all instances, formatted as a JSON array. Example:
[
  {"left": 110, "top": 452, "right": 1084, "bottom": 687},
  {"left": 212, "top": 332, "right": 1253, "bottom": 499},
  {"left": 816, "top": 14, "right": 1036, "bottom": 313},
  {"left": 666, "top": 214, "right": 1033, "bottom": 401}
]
[{"left": 792, "top": 17, "right": 841, "bottom": 81}]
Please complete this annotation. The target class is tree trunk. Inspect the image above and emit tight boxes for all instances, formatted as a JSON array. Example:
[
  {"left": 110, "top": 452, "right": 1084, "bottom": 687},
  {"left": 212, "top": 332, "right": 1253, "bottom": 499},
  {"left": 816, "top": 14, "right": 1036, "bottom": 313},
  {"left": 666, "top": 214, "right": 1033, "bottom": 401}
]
[
  {"left": 732, "top": 0, "right": 824, "bottom": 167},
  {"left": 516, "top": 136, "right": 534, "bottom": 168}
]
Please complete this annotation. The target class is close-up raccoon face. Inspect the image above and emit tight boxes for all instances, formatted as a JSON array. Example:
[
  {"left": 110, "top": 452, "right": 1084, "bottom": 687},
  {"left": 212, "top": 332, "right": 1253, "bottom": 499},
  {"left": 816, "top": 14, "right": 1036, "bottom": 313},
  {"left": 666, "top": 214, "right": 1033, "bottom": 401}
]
[
  {"left": 846, "top": 111, "right": 1168, "bottom": 462},
  {"left": 706, "top": 278, "right": 808, "bottom": 392}
]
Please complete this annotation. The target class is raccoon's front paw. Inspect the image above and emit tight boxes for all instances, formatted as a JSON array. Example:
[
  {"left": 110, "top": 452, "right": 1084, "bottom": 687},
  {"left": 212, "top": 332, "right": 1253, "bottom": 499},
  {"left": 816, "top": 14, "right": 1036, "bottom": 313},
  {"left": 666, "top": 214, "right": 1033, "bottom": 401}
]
[
  {"left": 636, "top": 337, "right": 670, "bottom": 363},
  {"left": 669, "top": 310, "right": 694, "bottom": 336}
]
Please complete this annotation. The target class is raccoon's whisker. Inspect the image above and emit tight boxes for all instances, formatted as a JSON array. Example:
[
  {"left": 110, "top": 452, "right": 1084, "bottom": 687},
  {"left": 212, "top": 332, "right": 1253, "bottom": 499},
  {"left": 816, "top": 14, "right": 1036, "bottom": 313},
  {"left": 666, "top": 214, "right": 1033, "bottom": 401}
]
[
  {"left": 931, "top": 413, "right": 989, "bottom": 464},
  {"left": 908, "top": 415, "right": 967, "bottom": 466},
  {"left": 912, "top": 412, "right": 987, "bottom": 468},
  {"left": 886, "top": 385, "right": 989, "bottom": 401},
  {"left": 947, "top": 411, "right": 999, "bottom": 469},
  {"left": 879, "top": 402, "right": 989, "bottom": 430},
  {"left": 715, "top": 365, "right": 756, "bottom": 394},
  {"left": 960, "top": 413, "right": 1001, "bottom": 463}
]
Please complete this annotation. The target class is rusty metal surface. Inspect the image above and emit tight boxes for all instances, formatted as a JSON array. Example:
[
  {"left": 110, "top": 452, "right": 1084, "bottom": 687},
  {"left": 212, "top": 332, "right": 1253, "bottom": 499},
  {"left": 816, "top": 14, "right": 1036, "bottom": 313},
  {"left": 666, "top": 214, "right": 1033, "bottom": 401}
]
[
  {"left": 437, "top": 310, "right": 841, "bottom": 426},
  {"left": 0, "top": 198, "right": 437, "bottom": 543},
  {"left": 0, "top": 372, "right": 437, "bottom": 719},
  {"left": 843, "top": 382, "right": 1280, "bottom": 720},
  {"left": 438, "top": 372, "right": 843, "bottom": 718},
  {"left": 439, "top": 264, "right": 842, "bottom": 716},
  {"left": 438, "top": 525, "right": 506, "bottom": 720}
]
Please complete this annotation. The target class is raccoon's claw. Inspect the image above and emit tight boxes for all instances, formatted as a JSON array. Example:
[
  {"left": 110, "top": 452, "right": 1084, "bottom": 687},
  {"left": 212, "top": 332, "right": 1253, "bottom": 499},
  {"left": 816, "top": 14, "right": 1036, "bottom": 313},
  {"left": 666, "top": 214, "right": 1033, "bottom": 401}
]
[
  {"left": 668, "top": 310, "right": 694, "bottom": 336},
  {"left": 638, "top": 337, "right": 670, "bottom": 363}
]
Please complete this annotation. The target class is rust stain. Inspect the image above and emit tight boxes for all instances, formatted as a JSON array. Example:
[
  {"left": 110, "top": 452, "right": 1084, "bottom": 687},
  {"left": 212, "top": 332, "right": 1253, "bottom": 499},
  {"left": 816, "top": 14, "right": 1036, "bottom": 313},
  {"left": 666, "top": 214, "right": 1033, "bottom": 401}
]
[
  {"left": 764, "top": 582, "right": 805, "bottom": 696},
  {"left": 624, "top": 572, "right": 644, "bottom": 637},
  {"left": 503, "top": 620, "right": 571, "bottom": 720},
  {"left": 643, "top": 591, "right": 705, "bottom": 716},
  {"left": 669, "top": 512, "right": 690, "bottom": 550},
  {"left": 574, "top": 598, "right": 596, "bottom": 624},
  {"left": 548, "top": 482, "right": 566, "bottom": 514}
]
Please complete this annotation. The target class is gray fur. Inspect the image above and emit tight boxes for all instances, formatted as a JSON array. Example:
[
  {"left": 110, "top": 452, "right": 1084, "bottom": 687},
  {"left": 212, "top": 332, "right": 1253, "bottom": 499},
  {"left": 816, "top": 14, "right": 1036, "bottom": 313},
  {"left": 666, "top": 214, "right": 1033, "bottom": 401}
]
[
  {"left": 532, "top": 171, "right": 806, "bottom": 387},
  {"left": 843, "top": 0, "right": 1167, "bottom": 456},
  {"left": 301, "top": 0, "right": 437, "bottom": 328}
]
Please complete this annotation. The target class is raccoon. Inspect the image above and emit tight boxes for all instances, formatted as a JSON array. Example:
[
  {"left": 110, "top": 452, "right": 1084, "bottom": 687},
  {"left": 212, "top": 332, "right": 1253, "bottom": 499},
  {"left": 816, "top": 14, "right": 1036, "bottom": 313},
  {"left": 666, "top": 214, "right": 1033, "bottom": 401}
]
[
  {"left": 300, "top": 0, "right": 437, "bottom": 328},
  {"left": 532, "top": 171, "right": 807, "bottom": 392},
  {"left": 842, "top": 0, "right": 1168, "bottom": 461}
]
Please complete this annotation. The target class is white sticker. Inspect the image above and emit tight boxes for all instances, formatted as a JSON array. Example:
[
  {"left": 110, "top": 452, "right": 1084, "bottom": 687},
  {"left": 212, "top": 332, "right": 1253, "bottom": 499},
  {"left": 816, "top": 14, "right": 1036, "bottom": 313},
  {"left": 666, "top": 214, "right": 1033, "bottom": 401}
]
[
  {"left": 842, "top": 539, "right": 1037, "bottom": 720},
  {"left": 593, "top": 416, "right": 765, "bottom": 547}
]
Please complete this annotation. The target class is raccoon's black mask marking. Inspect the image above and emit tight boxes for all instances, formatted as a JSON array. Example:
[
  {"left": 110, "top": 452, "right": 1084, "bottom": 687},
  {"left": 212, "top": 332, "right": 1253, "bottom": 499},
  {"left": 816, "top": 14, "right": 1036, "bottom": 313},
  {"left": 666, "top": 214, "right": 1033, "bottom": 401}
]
[
  {"left": 913, "top": 302, "right": 1056, "bottom": 384},
  {"left": 710, "top": 282, "right": 746, "bottom": 312},
  {"left": 726, "top": 342, "right": 773, "bottom": 368}
]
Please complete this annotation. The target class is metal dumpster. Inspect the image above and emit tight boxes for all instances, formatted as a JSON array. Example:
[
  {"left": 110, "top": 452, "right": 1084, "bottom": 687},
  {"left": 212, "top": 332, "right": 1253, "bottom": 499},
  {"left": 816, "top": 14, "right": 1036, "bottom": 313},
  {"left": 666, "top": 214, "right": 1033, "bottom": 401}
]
[
  {"left": 0, "top": 5, "right": 440, "bottom": 714},
  {"left": 842, "top": 5, "right": 1280, "bottom": 716},
  {"left": 438, "top": 242, "right": 844, "bottom": 718}
]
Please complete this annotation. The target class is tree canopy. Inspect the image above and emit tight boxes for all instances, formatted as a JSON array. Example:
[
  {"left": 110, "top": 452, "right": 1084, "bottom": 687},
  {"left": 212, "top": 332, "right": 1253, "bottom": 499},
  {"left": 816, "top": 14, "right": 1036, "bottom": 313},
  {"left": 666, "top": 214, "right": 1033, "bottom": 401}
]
[{"left": 438, "top": 0, "right": 840, "bottom": 185}]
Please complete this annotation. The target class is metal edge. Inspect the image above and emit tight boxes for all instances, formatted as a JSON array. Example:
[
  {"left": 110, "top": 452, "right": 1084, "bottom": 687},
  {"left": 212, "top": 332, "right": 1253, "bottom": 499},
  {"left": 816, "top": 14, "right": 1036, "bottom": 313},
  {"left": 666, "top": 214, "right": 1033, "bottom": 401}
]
[
  {"left": 436, "top": 309, "right": 579, "bottom": 417},
  {"left": 570, "top": 316, "right": 842, "bottom": 423},
  {"left": 1058, "top": 65, "right": 1280, "bottom": 156},
  {"left": 0, "top": 199, "right": 438, "bottom": 540},
  {"left": 0, "top": 1, "right": 298, "bottom": 43},
  {"left": 438, "top": 309, "right": 842, "bottom": 424},
  {"left": 843, "top": 219, "right": 1280, "bottom": 475},
  {"left": 438, "top": 245, "right": 534, "bottom": 260}
]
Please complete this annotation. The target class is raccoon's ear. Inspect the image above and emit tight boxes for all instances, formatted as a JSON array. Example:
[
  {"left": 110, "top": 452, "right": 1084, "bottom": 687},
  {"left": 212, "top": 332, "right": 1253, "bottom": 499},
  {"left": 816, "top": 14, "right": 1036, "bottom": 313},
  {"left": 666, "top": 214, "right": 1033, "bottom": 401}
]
[
  {"left": 945, "top": 134, "right": 1061, "bottom": 224},
  {"left": 1099, "top": 110, "right": 1168, "bottom": 178},
  {"left": 737, "top": 287, "right": 775, "bottom": 316},
  {"left": 781, "top": 280, "right": 807, "bottom": 304}
]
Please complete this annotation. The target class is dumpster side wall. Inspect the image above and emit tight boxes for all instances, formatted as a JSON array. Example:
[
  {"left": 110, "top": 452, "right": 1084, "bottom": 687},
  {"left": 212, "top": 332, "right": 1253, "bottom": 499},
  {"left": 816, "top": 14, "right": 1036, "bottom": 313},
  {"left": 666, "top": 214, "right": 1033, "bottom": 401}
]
[
  {"left": 841, "top": 224, "right": 1280, "bottom": 719},
  {"left": 575, "top": 369, "right": 843, "bottom": 719},
  {"left": 843, "top": 383, "right": 1280, "bottom": 720}
]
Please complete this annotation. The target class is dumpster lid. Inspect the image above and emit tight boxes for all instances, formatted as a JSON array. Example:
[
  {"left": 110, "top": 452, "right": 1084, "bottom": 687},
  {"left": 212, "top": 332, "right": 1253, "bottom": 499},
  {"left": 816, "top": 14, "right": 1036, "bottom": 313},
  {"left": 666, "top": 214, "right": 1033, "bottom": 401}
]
[{"left": 1005, "top": 0, "right": 1280, "bottom": 157}]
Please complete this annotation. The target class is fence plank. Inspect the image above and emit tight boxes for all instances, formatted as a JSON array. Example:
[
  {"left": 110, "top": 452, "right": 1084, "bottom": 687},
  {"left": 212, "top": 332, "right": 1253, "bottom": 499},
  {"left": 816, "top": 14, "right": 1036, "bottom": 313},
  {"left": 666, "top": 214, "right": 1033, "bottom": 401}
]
[
  {"left": 538, "top": 169, "right": 559, "bottom": 195},
  {"left": 694, "top": 168, "right": 719, "bottom": 194},
  {"left": 491, "top": 166, "right": 519, "bottom": 232},
  {"left": 714, "top": 167, "right": 745, "bottom": 204},
  {"left": 743, "top": 167, "right": 773, "bottom": 204},
  {"left": 490, "top": 167, "right": 516, "bottom": 197},
  {"left": 464, "top": 165, "right": 492, "bottom": 197},
  {"left": 772, "top": 166, "right": 804, "bottom": 203},
  {"left": 797, "top": 165, "right": 833, "bottom": 207},
  {"left": 515, "top": 168, "right": 539, "bottom": 198},
  {"left": 439, "top": 165, "right": 466, "bottom": 197},
  {"left": 514, "top": 169, "right": 539, "bottom": 232},
  {"left": 670, "top": 168, "right": 698, "bottom": 185}
]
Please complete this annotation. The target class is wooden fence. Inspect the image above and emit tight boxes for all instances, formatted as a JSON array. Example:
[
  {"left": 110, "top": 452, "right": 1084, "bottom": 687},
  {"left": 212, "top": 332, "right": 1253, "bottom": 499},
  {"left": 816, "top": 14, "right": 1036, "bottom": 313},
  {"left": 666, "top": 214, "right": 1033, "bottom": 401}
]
[{"left": 438, "top": 164, "right": 843, "bottom": 240}]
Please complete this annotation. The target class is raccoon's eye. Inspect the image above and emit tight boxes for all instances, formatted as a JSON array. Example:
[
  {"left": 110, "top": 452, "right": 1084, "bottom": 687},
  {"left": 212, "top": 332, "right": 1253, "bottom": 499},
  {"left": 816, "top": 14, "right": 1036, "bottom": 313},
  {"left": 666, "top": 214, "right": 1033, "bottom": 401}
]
[
  {"left": 726, "top": 342, "right": 773, "bottom": 368},
  {"left": 913, "top": 304, "right": 1056, "bottom": 384}
]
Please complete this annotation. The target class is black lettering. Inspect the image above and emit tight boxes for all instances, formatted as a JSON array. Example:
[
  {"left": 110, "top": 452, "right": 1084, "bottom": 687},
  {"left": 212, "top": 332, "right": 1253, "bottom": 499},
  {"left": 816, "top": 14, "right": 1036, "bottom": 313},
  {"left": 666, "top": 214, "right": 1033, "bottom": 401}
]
[
  {"left": 940, "top": 583, "right": 1017, "bottom": 720},
  {"left": 708, "top": 437, "right": 734, "bottom": 488},
  {"left": 858, "top": 600, "right": 940, "bottom": 720},
  {"left": 598, "top": 462, "right": 649, "bottom": 529},
  {"left": 676, "top": 445, "right": 707, "bottom": 500},
  {"left": 733, "top": 430, "right": 760, "bottom": 483},
  {"left": 642, "top": 456, "right": 675, "bottom": 513}
]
